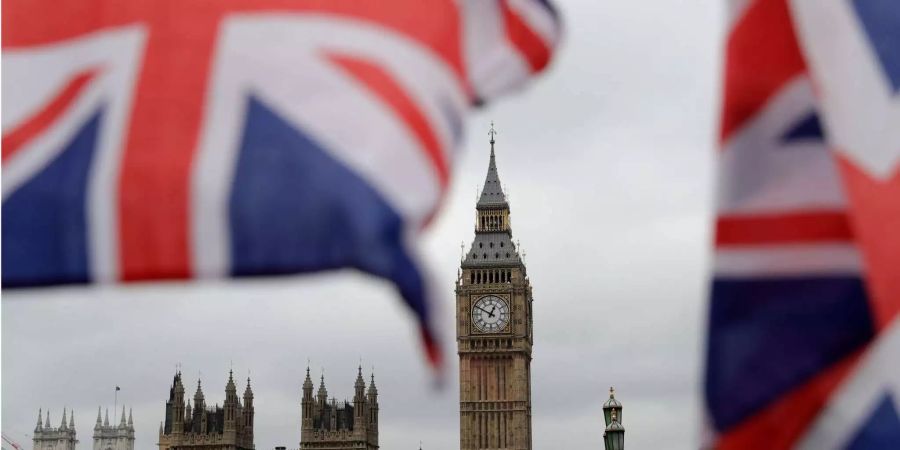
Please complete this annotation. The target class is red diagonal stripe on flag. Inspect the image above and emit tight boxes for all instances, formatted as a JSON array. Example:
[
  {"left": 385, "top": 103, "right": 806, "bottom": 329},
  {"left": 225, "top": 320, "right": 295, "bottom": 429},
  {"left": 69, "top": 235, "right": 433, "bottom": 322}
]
[
  {"left": 715, "top": 350, "right": 862, "bottom": 450},
  {"left": 328, "top": 53, "right": 450, "bottom": 190},
  {"left": 501, "top": 0, "right": 552, "bottom": 72},
  {"left": 2, "top": 68, "right": 100, "bottom": 162},
  {"left": 837, "top": 157, "right": 900, "bottom": 330},
  {"left": 720, "top": 0, "right": 806, "bottom": 143}
]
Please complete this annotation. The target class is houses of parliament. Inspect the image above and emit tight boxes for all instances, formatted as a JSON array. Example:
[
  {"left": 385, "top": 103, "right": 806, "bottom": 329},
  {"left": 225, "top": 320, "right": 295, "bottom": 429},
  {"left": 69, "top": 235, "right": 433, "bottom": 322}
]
[{"left": 23, "top": 130, "right": 625, "bottom": 450}]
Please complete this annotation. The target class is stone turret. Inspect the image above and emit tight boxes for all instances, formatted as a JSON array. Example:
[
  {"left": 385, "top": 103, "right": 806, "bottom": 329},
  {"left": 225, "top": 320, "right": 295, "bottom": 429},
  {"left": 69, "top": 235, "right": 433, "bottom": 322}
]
[
  {"left": 367, "top": 373, "right": 378, "bottom": 428},
  {"left": 194, "top": 379, "right": 206, "bottom": 411},
  {"left": 353, "top": 366, "right": 366, "bottom": 423},
  {"left": 301, "top": 367, "right": 315, "bottom": 432},
  {"left": 93, "top": 405, "right": 134, "bottom": 450},
  {"left": 243, "top": 377, "right": 255, "bottom": 443},
  {"left": 300, "top": 367, "right": 379, "bottom": 450},
  {"left": 317, "top": 374, "right": 328, "bottom": 407},
  {"left": 193, "top": 379, "right": 206, "bottom": 433},
  {"left": 33, "top": 409, "right": 78, "bottom": 450},
  {"left": 159, "top": 368, "right": 255, "bottom": 450},
  {"left": 225, "top": 371, "right": 238, "bottom": 432},
  {"left": 171, "top": 372, "right": 185, "bottom": 435}
]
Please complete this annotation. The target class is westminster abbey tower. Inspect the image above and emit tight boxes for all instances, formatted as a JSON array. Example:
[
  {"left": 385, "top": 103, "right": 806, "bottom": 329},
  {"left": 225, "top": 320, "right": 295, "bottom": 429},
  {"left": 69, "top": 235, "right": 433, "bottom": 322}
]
[{"left": 456, "top": 126, "right": 534, "bottom": 450}]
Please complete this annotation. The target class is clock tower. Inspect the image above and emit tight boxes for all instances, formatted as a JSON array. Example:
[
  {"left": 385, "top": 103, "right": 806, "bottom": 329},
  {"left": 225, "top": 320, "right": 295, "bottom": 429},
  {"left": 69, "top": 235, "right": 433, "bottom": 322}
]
[{"left": 456, "top": 126, "right": 533, "bottom": 450}]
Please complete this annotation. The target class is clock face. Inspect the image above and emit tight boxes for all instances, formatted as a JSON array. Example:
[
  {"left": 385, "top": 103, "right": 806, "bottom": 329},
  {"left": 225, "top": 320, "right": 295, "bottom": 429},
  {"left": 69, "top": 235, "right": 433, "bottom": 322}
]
[{"left": 472, "top": 295, "right": 510, "bottom": 333}]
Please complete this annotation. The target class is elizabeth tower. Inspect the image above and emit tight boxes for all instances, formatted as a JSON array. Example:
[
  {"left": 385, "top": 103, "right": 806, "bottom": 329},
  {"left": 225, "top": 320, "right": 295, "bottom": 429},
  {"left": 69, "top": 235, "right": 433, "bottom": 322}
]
[{"left": 457, "top": 128, "right": 533, "bottom": 450}]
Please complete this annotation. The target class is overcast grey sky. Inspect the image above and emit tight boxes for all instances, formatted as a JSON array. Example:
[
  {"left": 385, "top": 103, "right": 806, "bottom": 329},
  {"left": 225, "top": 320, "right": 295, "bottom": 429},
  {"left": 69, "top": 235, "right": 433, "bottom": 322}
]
[{"left": 3, "top": 1, "right": 723, "bottom": 448}]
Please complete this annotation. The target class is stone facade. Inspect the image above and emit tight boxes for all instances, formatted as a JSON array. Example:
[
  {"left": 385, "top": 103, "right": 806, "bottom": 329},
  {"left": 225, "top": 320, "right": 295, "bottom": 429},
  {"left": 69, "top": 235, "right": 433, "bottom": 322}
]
[
  {"left": 93, "top": 407, "right": 135, "bottom": 450},
  {"left": 33, "top": 409, "right": 78, "bottom": 450},
  {"left": 457, "top": 132, "right": 534, "bottom": 450},
  {"left": 158, "top": 371, "right": 255, "bottom": 450},
  {"left": 300, "top": 367, "right": 378, "bottom": 450}
]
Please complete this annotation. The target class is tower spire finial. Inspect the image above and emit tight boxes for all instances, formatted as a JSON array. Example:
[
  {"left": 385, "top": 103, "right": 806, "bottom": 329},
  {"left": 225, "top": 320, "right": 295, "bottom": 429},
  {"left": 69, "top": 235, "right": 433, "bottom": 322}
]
[{"left": 476, "top": 124, "right": 508, "bottom": 209}]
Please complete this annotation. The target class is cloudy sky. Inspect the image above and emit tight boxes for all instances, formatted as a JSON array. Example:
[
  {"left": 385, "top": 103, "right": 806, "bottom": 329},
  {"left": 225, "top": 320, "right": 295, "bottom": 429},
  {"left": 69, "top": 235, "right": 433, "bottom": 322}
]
[{"left": 3, "top": 1, "right": 724, "bottom": 448}]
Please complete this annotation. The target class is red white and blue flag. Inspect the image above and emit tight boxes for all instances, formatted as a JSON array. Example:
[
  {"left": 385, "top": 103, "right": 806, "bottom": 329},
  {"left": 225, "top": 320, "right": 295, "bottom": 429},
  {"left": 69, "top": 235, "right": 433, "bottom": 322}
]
[
  {"left": 706, "top": 0, "right": 900, "bottom": 448},
  {"left": 1, "top": 0, "right": 561, "bottom": 368}
]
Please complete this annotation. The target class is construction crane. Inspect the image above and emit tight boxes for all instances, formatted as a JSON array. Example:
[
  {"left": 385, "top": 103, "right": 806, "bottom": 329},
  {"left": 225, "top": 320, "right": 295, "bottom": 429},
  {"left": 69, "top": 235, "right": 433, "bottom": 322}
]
[{"left": 2, "top": 433, "right": 26, "bottom": 450}]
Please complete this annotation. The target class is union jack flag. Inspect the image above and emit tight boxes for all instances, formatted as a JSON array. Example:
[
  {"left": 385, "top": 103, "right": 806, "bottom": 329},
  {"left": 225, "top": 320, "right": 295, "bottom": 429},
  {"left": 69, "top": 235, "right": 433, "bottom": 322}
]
[
  {"left": 1, "top": 0, "right": 561, "bottom": 368},
  {"left": 706, "top": 0, "right": 900, "bottom": 448}
]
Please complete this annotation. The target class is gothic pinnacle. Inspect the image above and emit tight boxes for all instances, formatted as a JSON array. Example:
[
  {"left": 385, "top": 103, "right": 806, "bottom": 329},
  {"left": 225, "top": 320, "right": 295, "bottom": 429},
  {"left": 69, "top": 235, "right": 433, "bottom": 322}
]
[
  {"left": 96, "top": 406, "right": 101, "bottom": 425},
  {"left": 194, "top": 378, "right": 205, "bottom": 405},
  {"left": 317, "top": 372, "right": 328, "bottom": 400},
  {"left": 104, "top": 408, "right": 109, "bottom": 426},
  {"left": 61, "top": 408, "right": 67, "bottom": 429},
  {"left": 367, "top": 372, "right": 378, "bottom": 397},
  {"left": 128, "top": 408, "right": 133, "bottom": 426},
  {"left": 120, "top": 405, "right": 127, "bottom": 426},
  {"left": 70, "top": 409, "right": 74, "bottom": 428},
  {"left": 244, "top": 376, "right": 254, "bottom": 399},
  {"left": 36, "top": 408, "right": 43, "bottom": 431},
  {"left": 226, "top": 369, "right": 237, "bottom": 394},
  {"left": 46, "top": 410, "right": 51, "bottom": 428}
]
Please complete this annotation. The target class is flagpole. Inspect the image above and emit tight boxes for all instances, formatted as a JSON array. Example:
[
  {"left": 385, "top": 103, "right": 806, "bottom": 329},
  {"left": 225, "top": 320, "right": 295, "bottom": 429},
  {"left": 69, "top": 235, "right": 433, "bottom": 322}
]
[{"left": 114, "top": 386, "right": 118, "bottom": 423}]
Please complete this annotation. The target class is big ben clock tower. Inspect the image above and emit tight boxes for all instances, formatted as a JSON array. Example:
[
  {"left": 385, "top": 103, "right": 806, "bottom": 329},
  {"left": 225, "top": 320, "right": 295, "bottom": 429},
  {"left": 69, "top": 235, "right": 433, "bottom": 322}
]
[{"left": 457, "top": 125, "right": 533, "bottom": 450}]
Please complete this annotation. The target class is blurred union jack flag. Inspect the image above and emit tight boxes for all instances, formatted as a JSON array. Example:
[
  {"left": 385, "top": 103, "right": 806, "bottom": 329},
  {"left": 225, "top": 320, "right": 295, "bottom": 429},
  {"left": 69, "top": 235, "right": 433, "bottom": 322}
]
[
  {"left": 1, "top": 0, "right": 561, "bottom": 368},
  {"left": 706, "top": 0, "right": 900, "bottom": 448}
]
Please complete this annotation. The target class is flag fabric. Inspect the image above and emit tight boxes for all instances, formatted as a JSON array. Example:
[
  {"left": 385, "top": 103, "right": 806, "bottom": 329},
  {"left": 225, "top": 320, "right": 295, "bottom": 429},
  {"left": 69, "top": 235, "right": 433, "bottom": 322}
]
[
  {"left": 706, "top": 0, "right": 900, "bottom": 448},
  {"left": 1, "top": 0, "right": 562, "bottom": 368}
]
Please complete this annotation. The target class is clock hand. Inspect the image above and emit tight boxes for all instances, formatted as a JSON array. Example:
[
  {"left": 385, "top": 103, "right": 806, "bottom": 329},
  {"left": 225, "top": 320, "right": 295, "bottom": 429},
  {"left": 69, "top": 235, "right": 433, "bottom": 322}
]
[
  {"left": 489, "top": 306, "right": 497, "bottom": 317},
  {"left": 475, "top": 305, "right": 493, "bottom": 316}
]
